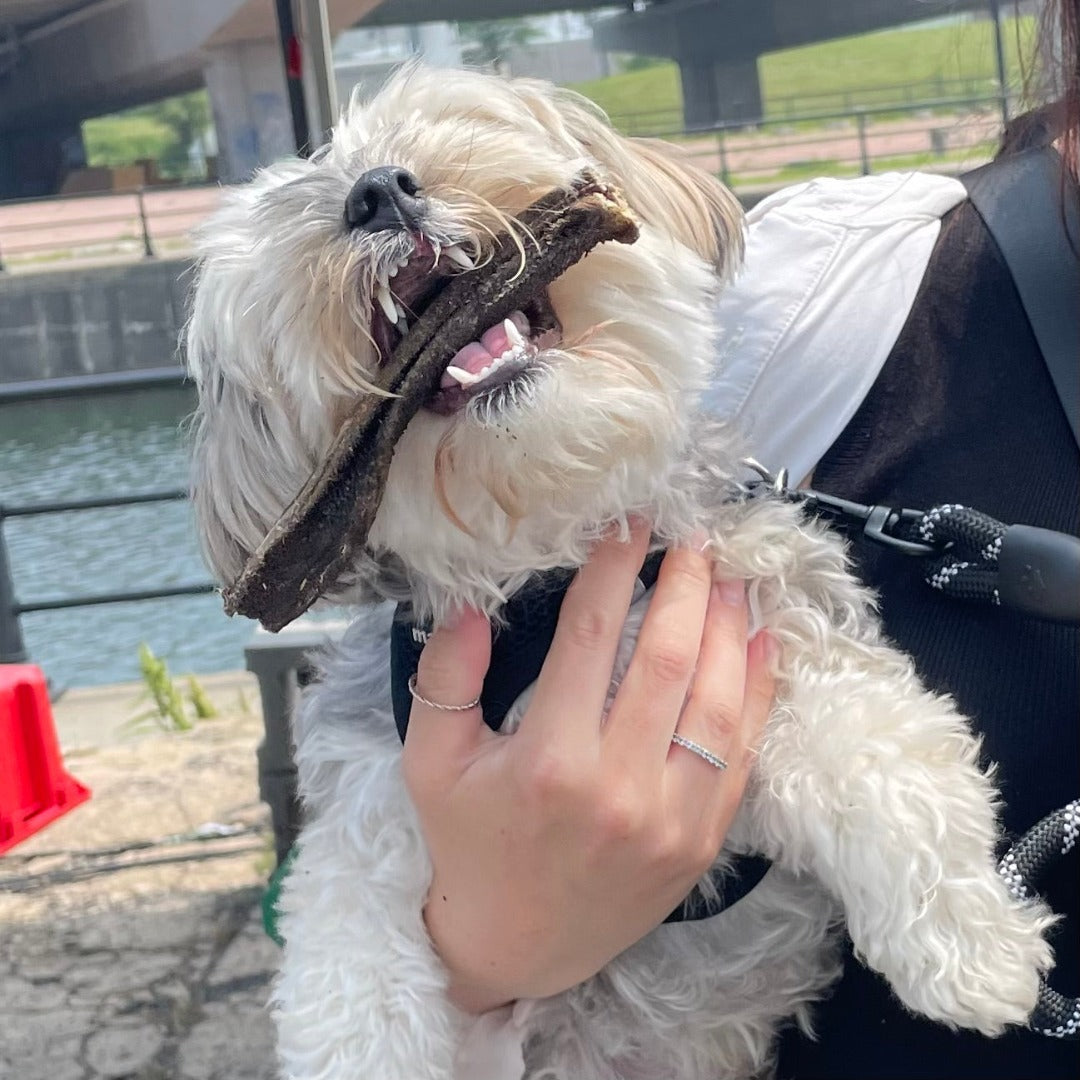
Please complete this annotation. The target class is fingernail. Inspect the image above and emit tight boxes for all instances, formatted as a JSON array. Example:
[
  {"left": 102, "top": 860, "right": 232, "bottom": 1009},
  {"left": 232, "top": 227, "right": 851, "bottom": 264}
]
[
  {"left": 754, "top": 630, "right": 780, "bottom": 663},
  {"left": 442, "top": 605, "right": 476, "bottom": 630},
  {"left": 713, "top": 579, "right": 745, "bottom": 606},
  {"left": 684, "top": 528, "right": 709, "bottom": 553}
]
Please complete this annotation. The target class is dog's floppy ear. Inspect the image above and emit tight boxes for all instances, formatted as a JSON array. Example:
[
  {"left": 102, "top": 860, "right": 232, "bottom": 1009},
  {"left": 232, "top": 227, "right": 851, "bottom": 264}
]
[
  {"left": 523, "top": 82, "right": 745, "bottom": 279},
  {"left": 600, "top": 134, "right": 745, "bottom": 280}
]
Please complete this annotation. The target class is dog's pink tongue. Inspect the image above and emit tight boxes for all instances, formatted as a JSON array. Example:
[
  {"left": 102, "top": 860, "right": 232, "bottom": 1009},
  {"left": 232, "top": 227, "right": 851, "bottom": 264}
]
[{"left": 439, "top": 312, "right": 529, "bottom": 388}]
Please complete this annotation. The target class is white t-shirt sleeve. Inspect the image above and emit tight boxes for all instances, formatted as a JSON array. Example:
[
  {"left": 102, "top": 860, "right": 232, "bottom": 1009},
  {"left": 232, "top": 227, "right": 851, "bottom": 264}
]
[{"left": 702, "top": 172, "right": 968, "bottom": 484}]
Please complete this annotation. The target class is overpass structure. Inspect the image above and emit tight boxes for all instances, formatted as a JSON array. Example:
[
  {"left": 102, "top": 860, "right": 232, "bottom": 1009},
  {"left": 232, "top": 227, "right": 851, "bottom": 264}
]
[
  {"left": 0, "top": 0, "right": 382, "bottom": 199},
  {"left": 590, "top": 0, "right": 998, "bottom": 127},
  {"left": 1, "top": 0, "right": 1006, "bottom": 201}
]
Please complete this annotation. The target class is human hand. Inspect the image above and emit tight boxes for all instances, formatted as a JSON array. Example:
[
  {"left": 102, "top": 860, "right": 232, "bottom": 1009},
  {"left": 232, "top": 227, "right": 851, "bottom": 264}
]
[{"left": 401, "top": 521, "right": 775, "bottom": 1015}]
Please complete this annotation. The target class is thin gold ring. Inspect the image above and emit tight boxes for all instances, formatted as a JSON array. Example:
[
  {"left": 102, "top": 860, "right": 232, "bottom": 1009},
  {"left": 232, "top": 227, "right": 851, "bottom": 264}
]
[{"left": 407, "top": 673, "right": 482, "bottom": 712}]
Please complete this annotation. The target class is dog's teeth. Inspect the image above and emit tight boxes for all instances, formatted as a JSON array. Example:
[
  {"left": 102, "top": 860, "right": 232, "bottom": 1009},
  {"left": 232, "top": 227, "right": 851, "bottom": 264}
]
[
  {"left": 445, "top": 245, "right": 475, "bottom": 271},
  {"left": 376, "top": 284, "right": 398, "bottom": 323},
  {"left": 388, "top": 264, "right": 400, "bottom": 279},
  {"left": 503, "top": 317, "right": 525, "bottom": 348},
  {"left": 444, "top": 365, "right": 481, "bottom": 386}
]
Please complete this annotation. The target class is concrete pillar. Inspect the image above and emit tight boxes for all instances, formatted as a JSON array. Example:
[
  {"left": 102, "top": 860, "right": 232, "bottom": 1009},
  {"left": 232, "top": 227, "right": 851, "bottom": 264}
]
[
  {"left": 679, "top": 57, "right": 763, "bottom": 129},
  {"left": 0, "top": 123, "right": 86, "bottom": 200},
  {"left": 203, "top": 41, "right": 296, "bottom": 183},
  {"left": 413, "top": 22, "right": 463, "bottom": 68}
]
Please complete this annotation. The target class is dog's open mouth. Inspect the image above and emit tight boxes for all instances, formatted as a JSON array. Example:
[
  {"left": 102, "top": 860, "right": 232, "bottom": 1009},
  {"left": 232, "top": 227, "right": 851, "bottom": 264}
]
[
  {"left": 223, "top": 171, "right": 638, "bottom": 630},
  {"left": 368, "top": 245, "right": 564, "bottom": 417}
]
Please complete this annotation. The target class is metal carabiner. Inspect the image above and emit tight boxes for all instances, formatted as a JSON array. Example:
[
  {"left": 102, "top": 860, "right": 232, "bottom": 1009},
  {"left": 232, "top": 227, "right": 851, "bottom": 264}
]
[{"left": 738, "top": 459, "right": 941, "bottom": 557}]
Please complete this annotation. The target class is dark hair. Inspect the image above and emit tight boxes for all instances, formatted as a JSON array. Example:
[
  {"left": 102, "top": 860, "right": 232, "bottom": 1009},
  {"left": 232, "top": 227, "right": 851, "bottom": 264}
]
[
  {"left": 1024, "top": 0, "right": 1079, "bottom": 179},
  {"left": 1056, "top": 0, "right": 1080, "bottom": 179}
]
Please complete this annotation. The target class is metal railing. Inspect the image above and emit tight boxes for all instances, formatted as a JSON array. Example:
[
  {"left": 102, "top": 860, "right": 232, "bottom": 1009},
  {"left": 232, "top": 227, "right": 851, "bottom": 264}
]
[
  {"left": 606, "top": 74, "right": 1008, "bottom": 136},
  {"left": 0, "top": 490, "right": 216, "bottom": 665},
  {"left": 675, "top": 94, "right": 1005, "bottom": 190},
  {"left": 0, "top": 182, "right": 221, "bottom": 272},
  {"left": 0, "top": 93, "right": 1006, "bottom": 275}
]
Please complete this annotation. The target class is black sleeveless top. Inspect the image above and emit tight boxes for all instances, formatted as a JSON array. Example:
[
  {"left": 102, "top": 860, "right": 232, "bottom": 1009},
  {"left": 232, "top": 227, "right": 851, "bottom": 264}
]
[{"left": 778, "top": 198, "right": 1080, "bottom": 1078}]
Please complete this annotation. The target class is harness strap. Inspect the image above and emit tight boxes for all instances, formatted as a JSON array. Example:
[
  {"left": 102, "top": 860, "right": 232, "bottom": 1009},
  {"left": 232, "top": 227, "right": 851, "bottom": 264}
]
[{"left": 961, "top": 148, "right": 1080, "bottom": 451}]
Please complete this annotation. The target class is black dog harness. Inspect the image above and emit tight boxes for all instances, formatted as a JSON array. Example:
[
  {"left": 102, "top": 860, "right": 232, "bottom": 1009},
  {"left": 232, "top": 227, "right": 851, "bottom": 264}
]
[{"left": 389, "top": 550, "right": 773, "bottom": 924}]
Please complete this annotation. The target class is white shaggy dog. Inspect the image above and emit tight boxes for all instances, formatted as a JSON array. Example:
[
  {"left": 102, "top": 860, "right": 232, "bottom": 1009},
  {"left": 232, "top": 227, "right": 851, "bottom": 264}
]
[{"left": 186, "top": 67, "right": 1052, "bottom": 1080}]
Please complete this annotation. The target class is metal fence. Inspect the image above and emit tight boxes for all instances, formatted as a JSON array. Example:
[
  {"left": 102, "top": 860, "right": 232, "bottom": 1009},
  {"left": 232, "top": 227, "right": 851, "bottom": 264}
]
[
  {"left": 677, "top": 94, "right": 1004, "bottom": 189},
  {"left": 0, "top": 490, "right": 216, "bottom": 666},
  {"left": 606, "top": 74, "right": 1007, "bottom": 136},
  {"left": 0, "top": 88, "right": 1011, "bottom": 272},
  {"left": 0, "top": 183, "right": 221, "bottom": 272}
]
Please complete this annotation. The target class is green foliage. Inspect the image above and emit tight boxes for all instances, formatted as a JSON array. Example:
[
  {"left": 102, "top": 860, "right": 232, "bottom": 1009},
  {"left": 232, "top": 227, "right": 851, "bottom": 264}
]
[
  {"left": 83, "top": 89, "right": 211, "bottom": 179},
  {"left": 457, "top": 17, "right": 539, "bottom": 70},
  {"left": 187, "top": 676, "right": 219, "bottom": 720},
  {"left": 133, "top": 645, "right": 220, "bottom": 732},
  {"left": 83, "top": 114, "right": 173, "bottom": 169},
  {"left": 617, "top": 54, "right": 668, "bottom": 75},
  {"left": 570, "top": 14, "right": 1036, "bottom": 131},
  {"left": 137, "top": 643, "right": 192, "bottom": 732}
]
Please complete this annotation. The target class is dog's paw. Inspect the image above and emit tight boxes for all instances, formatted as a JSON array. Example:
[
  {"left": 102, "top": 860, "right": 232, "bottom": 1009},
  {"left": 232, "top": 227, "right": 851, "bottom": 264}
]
[{"left": 888, "top": 893, "right": 1053, "bottom": 1036}]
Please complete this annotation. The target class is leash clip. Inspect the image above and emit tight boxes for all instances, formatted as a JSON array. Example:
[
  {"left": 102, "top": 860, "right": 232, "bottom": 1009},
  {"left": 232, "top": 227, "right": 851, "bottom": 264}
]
[{"left": 739, "top": 459, "right": 940, "bottom": 557}]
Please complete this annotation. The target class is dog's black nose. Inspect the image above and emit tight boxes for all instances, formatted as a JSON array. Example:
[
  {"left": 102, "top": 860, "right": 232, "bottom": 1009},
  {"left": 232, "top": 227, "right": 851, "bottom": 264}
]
[{"left": 345, "top": 166, "right": 425, "bottom": 233}]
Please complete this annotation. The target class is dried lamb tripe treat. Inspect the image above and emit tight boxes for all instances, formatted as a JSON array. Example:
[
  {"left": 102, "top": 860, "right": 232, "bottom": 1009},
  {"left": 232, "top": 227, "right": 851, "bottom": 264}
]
[{"left": 222, "top": 171, "right": 639, "bottom": 630}]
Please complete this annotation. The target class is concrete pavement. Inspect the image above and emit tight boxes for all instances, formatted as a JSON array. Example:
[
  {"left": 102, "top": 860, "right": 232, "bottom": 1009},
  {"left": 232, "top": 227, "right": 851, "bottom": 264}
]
[{"left": 0, "top": 673, "right": 282, "bottom": 1080}]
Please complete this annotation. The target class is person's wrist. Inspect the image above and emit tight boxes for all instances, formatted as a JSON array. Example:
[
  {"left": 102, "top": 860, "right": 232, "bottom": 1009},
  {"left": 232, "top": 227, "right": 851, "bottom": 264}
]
[
  {"left": 423, "top": 898, "right": 517, "bottom": 1015},
  {"left": 447, "top": 974, "right": 516, "bottom": 1016}
]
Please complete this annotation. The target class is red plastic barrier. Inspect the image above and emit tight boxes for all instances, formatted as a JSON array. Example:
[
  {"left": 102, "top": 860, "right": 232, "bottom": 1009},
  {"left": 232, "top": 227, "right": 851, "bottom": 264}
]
[{"left": 0, "top": 665, "right": 90, "bottom": 855}]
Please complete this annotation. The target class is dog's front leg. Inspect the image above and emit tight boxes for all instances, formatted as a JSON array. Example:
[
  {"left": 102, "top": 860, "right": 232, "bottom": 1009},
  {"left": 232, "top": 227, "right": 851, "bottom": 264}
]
[
  {"left": 271, "top": 732, "right": 467, "bottom": 1080},
  {"left": 751, "top": 634, "right": 1053, "bottom": 1035}
]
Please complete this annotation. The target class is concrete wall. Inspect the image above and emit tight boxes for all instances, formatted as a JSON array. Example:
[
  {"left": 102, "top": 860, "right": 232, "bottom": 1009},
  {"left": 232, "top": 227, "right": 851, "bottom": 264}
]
[
  {"left": 505, "top": 39, "right": 612, "bottom": 84},
  {"left": 0, "top": 259, "right": 192, "bottom": 383}
]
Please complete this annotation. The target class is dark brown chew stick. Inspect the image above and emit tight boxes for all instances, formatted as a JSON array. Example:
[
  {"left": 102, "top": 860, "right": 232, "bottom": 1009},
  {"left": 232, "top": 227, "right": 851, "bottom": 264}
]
[{"left": 222, "top": 171, "right": 638, "bottom": 630}]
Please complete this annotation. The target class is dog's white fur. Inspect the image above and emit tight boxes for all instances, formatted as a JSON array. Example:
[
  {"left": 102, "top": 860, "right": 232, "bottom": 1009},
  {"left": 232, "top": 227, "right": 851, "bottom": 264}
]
[{"left": 186, "top": 66, "right": 1053, "bottom": 1079}]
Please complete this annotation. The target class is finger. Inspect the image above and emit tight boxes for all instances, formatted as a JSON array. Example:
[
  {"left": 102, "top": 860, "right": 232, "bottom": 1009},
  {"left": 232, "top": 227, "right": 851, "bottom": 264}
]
[
  {"left": 525, "top": 519, "right": 651, "bottom": 746},
  {"left": 604, "top": 541, "right": 714, "bottom": 770},
  {"left": 665, "top": 579, "right": 750, "bottom": 796},
  {"left": 727, "top": 630, "right": 776, "bottom": 783},
  {"left": 404, "top": 607, "right": 492, "bottom": 771}
]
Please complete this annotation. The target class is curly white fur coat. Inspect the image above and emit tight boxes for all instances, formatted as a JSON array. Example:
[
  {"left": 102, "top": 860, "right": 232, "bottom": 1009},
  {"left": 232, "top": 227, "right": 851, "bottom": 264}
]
[{"left": 185, "top": 66, "right": 1052, "bottom": 1079}]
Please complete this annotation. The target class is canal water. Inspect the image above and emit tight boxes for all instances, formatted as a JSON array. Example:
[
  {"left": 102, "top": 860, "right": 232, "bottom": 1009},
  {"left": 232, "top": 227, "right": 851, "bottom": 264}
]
[{"left": 0, "top": 387, "right": 261, "bottom": 692}]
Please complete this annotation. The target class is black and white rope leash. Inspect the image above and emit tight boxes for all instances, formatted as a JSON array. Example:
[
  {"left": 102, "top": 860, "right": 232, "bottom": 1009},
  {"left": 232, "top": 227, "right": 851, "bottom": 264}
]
[
  {"left": 742, "top": 460, "right": 1080, "bottom": 1038},
  {"left": 998, "top": 802, "right": 1080, "bottom": 1038},
  {"left": 741, "top": 460, "right": 1080, "bottom": 625}
]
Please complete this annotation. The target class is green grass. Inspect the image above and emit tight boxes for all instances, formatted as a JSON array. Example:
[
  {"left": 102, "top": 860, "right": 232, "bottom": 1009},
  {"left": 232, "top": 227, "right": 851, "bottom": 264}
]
[
  {"left": 570, "top": 14, "right": 1037, "bottom": 131},
  {"left": 83, "top": 113, "right": 174, "bottom": 168}
]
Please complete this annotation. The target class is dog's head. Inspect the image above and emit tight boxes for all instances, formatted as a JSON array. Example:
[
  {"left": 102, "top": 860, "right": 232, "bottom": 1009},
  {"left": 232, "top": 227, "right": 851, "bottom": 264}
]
[{"left": 187, "top": 65, "right": 742, "bottom": 618}]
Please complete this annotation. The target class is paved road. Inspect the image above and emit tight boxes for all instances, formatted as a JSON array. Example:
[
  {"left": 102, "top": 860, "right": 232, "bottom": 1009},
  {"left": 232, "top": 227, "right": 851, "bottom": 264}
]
[{"left": 0, "top": 677, "right": 281, "bottom": 1080}]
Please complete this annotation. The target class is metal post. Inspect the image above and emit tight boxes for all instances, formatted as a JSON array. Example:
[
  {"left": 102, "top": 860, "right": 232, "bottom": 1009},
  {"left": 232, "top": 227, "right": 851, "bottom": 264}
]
[
  {"left": 275, "top": 0, "right": 312, "bottom": 156},
  {"left": 0, "top": 512, "right": 28, "bottom": 664},
  {"left": 299, "top": 0, "right": 338, "bottom": 145},
  {"left": 855, "top": 111, "right": 871, "bottom": 176},
  {"left": 136, "top": 187, "right": 155, "bottom": 258},
  {"left": 717, "top": 128, "right": 731, "bottom": 187},
  {"left": 989, "top": 0, "right": 1010, "bottom": 129}
]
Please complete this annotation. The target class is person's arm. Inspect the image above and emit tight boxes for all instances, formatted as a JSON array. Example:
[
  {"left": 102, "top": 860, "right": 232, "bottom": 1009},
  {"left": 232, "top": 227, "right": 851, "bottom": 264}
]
[{"left": 402, "top": 520, "right": 775, "bottom": 1013}]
